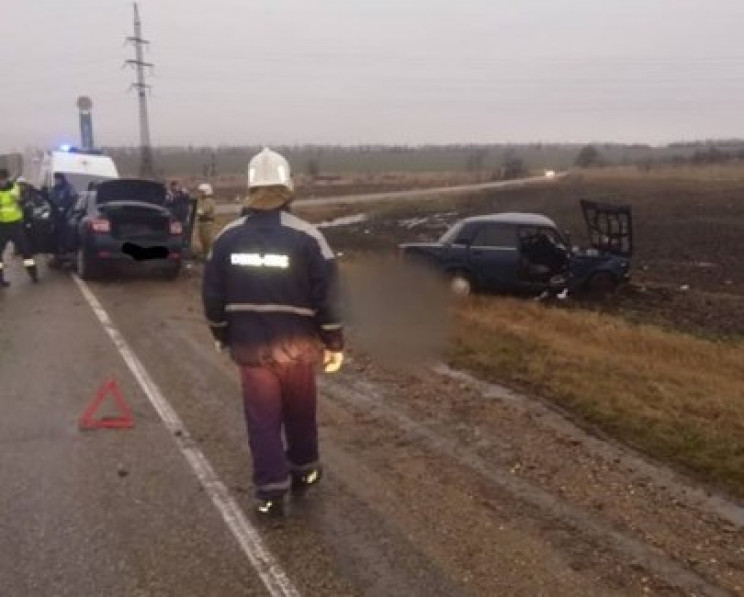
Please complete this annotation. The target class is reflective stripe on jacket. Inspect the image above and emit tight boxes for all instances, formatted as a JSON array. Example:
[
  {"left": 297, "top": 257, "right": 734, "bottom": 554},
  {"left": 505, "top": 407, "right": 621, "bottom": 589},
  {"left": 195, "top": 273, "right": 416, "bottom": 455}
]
[
  {"left": 0, "top": 184, "right": 22, "bottom": 223},
  {"left": 202, "top": 208, "right": 343, "bottom": 365}
]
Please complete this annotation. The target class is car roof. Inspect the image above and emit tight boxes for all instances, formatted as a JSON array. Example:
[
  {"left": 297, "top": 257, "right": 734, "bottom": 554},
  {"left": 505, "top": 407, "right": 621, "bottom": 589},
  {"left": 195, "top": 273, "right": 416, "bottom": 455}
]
[
  {"left": 462, "top": 213, "right": 557, "bottom": 227},
  {"left": 50, "top": 151, "right": 119, "bottom": 178}
]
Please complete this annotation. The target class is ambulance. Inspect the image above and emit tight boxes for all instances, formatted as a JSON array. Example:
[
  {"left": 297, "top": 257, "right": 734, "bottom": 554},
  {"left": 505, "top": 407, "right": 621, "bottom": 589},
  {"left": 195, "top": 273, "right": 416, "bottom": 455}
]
[{"left": 26, "top": 146, "right": 119, "bottom": 193}]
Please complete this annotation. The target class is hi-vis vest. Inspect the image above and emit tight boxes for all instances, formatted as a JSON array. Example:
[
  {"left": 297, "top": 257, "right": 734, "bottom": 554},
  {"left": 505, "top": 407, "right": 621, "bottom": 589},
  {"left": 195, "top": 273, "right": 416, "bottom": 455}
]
[{"left": 0, "top": 185, "right": 22, "bottom": 223}]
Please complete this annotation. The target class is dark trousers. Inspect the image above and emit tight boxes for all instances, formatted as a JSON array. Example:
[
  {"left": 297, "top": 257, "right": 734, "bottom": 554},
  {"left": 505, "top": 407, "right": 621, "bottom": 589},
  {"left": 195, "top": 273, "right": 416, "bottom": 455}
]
[
  {"left": 0, "top": 221, "right": 31, "bottom": 258},
  {"left": 239, "top": 362, "right": 319, "bottom": 500},
  {"left": 0, "top": 221, "right": 36, "bottom": 281}
]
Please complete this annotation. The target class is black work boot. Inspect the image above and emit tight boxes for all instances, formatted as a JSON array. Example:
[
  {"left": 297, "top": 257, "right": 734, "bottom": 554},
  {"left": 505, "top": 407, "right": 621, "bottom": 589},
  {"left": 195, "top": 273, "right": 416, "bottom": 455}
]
[
  {"left": 291, "top": 468, "right": 323, "bottom": 496},
  {"left": 255, "top": 498, "right": 285, "bottom": 519},
  {"left": 0, "top": 271, "right": 8, "bottom": 288}
]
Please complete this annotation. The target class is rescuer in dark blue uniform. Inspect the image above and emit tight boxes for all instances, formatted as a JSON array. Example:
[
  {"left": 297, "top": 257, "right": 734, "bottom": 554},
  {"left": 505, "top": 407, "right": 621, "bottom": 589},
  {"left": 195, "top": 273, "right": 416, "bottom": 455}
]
[{"left": 202, "top": 148, "right": 344, "bottom": 518}]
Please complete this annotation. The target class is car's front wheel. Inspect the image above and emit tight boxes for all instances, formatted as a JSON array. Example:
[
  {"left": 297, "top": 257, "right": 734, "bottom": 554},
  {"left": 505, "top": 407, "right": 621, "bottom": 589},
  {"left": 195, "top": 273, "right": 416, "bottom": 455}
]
[
  {"left": 449, "top": 271, "right": 473, "bottom": 297},
  {"left": 76, "top": 248, "right": 99, "bottom": 281}
]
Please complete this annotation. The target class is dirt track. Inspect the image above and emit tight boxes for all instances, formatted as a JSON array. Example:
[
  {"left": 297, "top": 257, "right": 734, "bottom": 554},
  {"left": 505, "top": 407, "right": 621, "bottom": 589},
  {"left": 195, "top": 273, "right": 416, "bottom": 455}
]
[{"left": 2, "top": 260, "right": 741, "bottom": 596}]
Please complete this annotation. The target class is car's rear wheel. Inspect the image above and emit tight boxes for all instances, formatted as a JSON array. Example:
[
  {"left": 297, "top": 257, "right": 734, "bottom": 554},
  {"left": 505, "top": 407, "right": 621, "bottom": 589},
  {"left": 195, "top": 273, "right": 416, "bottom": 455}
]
[
  {"left": 76, "top": 248, "right": 99, "bottom": 281},
  {"left": 163, "top": 262, "right": 181, "bottom": 281},
  {"left": 449, "top": 271, "right": 473, "bottom": 297},
  {"left": 584, "top": 271, "right": 617, "bottom": 297}
]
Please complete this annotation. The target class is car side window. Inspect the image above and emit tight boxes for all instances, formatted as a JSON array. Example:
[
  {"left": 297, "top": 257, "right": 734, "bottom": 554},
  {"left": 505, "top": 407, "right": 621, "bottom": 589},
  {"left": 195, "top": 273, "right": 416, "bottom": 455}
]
[
  {"left": 520, "top": 226, "right": 566, "bottom": 250},
  {"left": 472, "top": 225, "right": 516, "bottom": 249},
  {"left": 454, "top": 223, "right": 476, "bottom": 245}
]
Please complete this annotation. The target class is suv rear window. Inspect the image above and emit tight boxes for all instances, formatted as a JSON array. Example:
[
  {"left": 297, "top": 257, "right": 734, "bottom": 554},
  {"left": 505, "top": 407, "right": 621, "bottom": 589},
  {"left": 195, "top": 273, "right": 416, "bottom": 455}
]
[{"left": 96, "top": 180, "right": 166, "bottom": 205}]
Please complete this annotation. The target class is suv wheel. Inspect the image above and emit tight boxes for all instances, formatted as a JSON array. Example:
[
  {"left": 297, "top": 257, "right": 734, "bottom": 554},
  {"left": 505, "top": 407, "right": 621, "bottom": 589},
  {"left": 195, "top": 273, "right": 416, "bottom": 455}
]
[
  {"left": 163, "top": 262, "right": 181, "bottom": 281},
  {"left": 450, "top": 271, "right": 473, "bottom": 297},
  {"left": 76, "top": 248, "right": 98, "bottom": 281}
]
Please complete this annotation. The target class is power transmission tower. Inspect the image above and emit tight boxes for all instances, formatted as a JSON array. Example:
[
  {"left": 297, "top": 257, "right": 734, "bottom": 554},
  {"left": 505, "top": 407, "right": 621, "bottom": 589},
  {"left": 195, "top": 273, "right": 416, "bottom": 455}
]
[{"left": 125, "top": 3, "right": 155, "bottom": 178}]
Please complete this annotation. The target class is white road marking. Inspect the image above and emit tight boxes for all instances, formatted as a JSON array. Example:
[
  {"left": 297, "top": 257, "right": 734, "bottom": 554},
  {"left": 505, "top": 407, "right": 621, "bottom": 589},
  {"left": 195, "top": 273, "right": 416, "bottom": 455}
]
[{"left": 72, "top": 274, "right": 300, "bottom": 597}]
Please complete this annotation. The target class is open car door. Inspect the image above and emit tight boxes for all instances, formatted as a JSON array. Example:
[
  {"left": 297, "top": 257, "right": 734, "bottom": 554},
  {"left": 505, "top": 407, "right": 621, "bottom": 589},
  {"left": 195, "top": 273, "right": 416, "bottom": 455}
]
[{"left": 580, "top": 199, "right": 633, "bottom": 257}]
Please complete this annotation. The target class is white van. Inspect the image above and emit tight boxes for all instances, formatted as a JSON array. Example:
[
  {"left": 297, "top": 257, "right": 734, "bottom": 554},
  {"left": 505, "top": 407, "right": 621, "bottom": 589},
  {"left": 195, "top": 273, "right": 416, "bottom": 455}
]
[{"left": 27, "top": 147, "right": 119, "bottom": 193}]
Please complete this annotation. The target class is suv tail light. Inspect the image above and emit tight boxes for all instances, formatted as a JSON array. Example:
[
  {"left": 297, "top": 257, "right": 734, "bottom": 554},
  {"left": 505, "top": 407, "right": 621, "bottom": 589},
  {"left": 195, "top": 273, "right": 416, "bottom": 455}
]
[
  {"left": 170, "top": 221, "right": 183, "bottom": 235},
  {"left": 89, "top": 218, "right": 111, "bottom": 233}
]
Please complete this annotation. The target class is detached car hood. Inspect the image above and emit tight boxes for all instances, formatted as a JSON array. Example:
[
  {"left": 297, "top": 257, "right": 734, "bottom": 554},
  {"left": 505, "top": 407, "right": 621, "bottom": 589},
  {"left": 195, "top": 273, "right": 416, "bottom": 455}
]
[
  {"left": 95, "top": 179, "right": 167, "bottom": 207},
  {"left": 580, "top": 199, "right": 633, "bottom": 257}
]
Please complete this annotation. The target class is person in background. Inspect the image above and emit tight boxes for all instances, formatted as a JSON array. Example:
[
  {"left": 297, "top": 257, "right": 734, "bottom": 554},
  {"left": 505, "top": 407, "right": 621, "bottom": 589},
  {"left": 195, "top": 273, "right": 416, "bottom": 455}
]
[
  {"left": 19, "top": 178, "right": 56, "bottom": 257},
  {"left": 0, "top": 169, "right": 38, "bottom": 286},
  {"left": 49, "top": 173, "right": 77, "bottom": 217},
  {"left": 48, "top": 173, "right": 78, "bottom": 256},
  {"left": 166, "top": 179, "right": 191, "bottom": 226},
  {"left": 167, "top": 180, "right": 194, "bottom": 257},
  {"left": 16, "top": 177, "right": 42, "bottom": 255},
  {"left": 195, "top": 182, "right": 216, "bottom": 259}
]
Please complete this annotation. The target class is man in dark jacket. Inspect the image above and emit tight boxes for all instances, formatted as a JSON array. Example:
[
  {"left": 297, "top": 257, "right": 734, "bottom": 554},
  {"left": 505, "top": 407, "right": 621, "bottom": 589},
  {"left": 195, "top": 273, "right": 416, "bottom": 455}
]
[
  {"left": 48, "top": 173, "right": 78, "bottom": 255},
  {"left": 16, "top": 177, "right": 54, "bottom": 256},
  {"left": 166, "top": 180, "right": 194, "bottom": 256},
  {"left": 203, "top": 148, "right": 343, "bottom": 518},
  {"left": 49, "top": 173, "right": 77, "bottom": 216},
  {"left": 166, "top": 180, "right": 191, "bottom": 225}
]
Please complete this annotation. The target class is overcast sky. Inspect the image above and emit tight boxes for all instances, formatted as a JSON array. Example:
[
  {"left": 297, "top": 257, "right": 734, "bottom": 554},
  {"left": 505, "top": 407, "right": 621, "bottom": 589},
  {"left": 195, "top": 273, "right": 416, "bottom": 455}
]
[{"left": 5, "top": 0, "right": 744, "bottom": 150}]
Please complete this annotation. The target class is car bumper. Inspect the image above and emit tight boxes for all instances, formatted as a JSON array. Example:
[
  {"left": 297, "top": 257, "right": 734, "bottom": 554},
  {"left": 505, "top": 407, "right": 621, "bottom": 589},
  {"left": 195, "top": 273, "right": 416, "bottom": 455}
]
[{"left": 83, "top": 237, "right": 184, "bottom": 264}]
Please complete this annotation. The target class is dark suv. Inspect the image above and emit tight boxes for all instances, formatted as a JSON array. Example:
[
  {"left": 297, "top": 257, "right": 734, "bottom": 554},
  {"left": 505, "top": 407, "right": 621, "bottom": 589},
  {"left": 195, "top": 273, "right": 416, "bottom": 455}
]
[
  {"left": 62, "top": 179, "right": 185, "bottom": 280},
  {"left": 399, "top": 201, "right": 632, "bottom": 297}
]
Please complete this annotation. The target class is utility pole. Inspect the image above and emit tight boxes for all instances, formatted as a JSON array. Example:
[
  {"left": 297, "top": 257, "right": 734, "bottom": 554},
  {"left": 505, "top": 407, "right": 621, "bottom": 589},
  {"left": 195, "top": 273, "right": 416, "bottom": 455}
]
[{"left": 125, "top": 3, "right": 155, "bottom": 178}]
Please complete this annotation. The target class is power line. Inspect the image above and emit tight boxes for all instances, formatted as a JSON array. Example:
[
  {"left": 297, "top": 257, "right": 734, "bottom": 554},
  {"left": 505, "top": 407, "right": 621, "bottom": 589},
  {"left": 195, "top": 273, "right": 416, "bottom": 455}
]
[{"left": 125, "top": 2, "right": 155, "bottom": 178}]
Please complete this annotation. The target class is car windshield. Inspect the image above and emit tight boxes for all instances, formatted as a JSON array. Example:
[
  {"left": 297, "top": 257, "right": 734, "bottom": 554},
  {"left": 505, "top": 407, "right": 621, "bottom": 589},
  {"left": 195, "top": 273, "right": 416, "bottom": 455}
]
[
  {"left": 439, "top": 222, "right": 464, "bottom": 244},
  {"left": 62, "top": 174, "right": 117, "bottom": 194}
]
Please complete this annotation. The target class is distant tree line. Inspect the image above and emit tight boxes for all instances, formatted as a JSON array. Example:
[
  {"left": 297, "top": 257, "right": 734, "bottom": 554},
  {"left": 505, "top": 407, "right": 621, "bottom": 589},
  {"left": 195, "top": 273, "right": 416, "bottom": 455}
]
[{"left": 100, "top": 140, "right": 744, "bottom": 178}]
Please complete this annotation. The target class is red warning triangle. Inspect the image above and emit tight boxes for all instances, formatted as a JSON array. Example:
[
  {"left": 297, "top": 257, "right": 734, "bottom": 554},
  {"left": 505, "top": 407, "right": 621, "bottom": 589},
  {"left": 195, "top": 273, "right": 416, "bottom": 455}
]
[{"left": 79, "top": 379, "right": 135, "bottom": 430}]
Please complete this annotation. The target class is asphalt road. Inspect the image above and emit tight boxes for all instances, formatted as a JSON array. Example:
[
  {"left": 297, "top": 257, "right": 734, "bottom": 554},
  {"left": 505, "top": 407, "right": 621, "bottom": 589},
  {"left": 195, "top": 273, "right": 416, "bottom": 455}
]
[
  {"left": 216, "top": 174, "right": 564, "bottom": 215},
  {"left": 1, "top": 257, "right": 742, "bottom": 596}
]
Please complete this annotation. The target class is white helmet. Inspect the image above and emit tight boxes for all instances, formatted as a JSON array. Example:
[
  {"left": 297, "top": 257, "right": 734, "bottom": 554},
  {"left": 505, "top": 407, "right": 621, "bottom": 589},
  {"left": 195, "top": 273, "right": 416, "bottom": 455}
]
[
  {"left": 247, "top": 147, "right": 293, "bottom": 191},
  {"left": 197, "top": 182, "right": 213, "bottom": 196},
  {"left": 15, "top": 176, "right": 28, "bottom": 185}
]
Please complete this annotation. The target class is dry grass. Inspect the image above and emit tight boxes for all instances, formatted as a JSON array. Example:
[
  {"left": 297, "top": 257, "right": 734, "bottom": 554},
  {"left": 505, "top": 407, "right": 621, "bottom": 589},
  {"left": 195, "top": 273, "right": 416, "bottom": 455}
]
[{"left": 450, "top": 297, "right": 744, "bottom": 495}]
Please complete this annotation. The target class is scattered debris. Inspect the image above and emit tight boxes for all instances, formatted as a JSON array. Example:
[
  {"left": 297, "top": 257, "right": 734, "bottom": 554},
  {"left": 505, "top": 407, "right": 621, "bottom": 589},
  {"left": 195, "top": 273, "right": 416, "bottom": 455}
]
[
  {"left": 316, "top": 214, "right": 368, "bottom": 228},
  {"left": 398, "top": 211, "right": 459, "bottom": 231}
]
